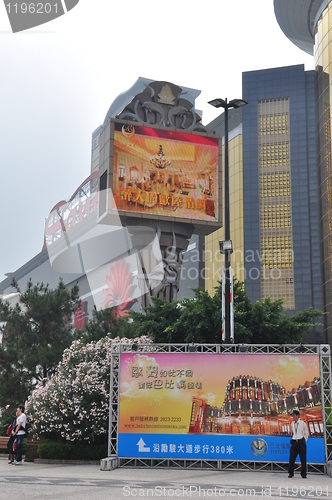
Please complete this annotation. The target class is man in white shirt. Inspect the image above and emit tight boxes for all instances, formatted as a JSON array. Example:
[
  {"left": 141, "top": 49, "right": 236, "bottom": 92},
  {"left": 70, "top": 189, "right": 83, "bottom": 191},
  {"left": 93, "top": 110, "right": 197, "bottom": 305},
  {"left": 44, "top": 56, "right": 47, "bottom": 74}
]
[
  {"left": 288, "top": 409, "right": 309, "bottom": 479},
  {"left": 11, "top": 406, "right": 26, "bottom": 466}
]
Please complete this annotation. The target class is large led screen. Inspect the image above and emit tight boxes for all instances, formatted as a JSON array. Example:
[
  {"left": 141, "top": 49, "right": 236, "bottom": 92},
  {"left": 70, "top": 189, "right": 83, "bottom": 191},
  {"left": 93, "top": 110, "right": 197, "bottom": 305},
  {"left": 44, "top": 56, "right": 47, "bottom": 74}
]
[
  {"left": 112, "top": 122, "right": 219, "bottom": 222},
  {"left": 118, "top": 353, "right": 325, "bottom": 463}
]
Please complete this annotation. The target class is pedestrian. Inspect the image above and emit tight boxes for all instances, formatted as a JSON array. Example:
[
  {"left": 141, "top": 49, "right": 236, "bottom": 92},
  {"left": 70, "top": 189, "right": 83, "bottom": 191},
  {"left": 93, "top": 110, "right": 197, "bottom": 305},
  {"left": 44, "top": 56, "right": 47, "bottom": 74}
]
[
  {"left": 11, "top": 406, "right": 26, "bottom": 466},
  {"left": 5, "top": 405, "right": 16, "bottom": 464},
  {"left": 288, "top": 409, "right": 309, "bottom": 479}
]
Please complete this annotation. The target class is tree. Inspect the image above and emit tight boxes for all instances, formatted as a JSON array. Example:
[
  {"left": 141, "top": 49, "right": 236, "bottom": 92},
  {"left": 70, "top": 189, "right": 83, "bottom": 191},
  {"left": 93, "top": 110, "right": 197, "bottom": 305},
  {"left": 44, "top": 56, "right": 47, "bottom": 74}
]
[
  {"left": 130, "top": 289, "right": 222, "bottom": 344},
  {"left": 129, "top": 280, "right": 323, "bottom": 345},
  {"left": 159, "top": 290, "right": 222, "bottom": 344},
  {"left": 0, "top": 278, "right": 80, "bottom": 409},
  {"left": 130, "top": 297, "right": 182, "bottom": 342},
  {"left": 26, "top": 335, "right": 151, "bottom": 443},
  {"left": 252, "top": 301, "right": 322, "bottom": 344},
  {"left": 77, "top": 306, "right": 136, "bottom": 343},
  {"left": 231, "top": 279, "right": 253, "bottom": 343},
  {"left": 232, "top": 280, "right": 323, "bottom": 344}
]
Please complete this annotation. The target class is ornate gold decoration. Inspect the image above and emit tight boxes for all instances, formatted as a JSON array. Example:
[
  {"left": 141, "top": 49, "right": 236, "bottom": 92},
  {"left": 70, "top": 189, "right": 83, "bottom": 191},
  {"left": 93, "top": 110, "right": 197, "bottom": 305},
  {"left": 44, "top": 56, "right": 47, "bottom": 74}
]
[{"left": 158, "top": 84, "right": 176, "bottom": 106}]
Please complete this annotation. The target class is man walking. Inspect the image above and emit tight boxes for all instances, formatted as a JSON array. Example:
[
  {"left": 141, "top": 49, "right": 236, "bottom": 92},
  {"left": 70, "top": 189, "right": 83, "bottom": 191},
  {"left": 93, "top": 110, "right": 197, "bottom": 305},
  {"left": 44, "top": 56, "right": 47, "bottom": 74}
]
[
  {"left": 11, "top": 406, "right": 26, "bottom": 466},
  {"left": 288, "top": 409, "right": 309, "bottom": 479}
]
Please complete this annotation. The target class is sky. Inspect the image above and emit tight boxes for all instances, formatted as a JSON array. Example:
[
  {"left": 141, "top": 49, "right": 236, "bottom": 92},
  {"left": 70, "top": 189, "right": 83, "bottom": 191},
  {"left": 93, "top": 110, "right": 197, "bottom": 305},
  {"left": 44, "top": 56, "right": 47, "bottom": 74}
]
[{"left": 0, "top": 0, "right": 314, "bottom": 283}]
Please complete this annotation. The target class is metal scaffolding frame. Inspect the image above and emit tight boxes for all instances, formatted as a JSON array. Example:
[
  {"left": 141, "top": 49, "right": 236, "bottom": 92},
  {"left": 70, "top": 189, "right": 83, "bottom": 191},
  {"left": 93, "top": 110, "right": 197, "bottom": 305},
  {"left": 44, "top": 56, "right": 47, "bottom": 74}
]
[
  {"left": 109, "top": 342, "right": 121, "bottom": 457},
  {"left": 319, "top": 345, "right": 332, "bottom": 465},
  {"left": 103, "top": 343, "right": 332, "bottom": 474}
]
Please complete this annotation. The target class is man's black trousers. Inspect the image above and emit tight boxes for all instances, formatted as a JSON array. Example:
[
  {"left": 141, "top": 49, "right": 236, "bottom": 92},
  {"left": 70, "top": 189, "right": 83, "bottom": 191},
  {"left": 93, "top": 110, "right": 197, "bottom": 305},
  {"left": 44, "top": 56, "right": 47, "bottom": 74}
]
[{"left": 288, "top": 439, "right": 307, "bottom": 477}]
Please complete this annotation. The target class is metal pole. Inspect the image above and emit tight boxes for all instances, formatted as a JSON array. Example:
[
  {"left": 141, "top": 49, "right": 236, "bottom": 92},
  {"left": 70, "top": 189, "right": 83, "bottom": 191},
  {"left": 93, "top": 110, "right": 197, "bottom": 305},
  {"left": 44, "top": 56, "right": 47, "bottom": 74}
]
[{"left": 224, "top": 100, "right": 231, "bottom": 344}]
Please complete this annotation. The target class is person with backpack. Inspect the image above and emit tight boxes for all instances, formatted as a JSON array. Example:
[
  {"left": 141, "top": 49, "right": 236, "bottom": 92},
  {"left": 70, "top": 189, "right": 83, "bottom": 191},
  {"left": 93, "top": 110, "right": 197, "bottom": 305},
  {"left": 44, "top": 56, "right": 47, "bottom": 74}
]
[
  {"left": 5, "top": 404, "right": 16, "bottom": 464},
  {"left": 10, "top": 406, "right": 26, "bottom": 466}
]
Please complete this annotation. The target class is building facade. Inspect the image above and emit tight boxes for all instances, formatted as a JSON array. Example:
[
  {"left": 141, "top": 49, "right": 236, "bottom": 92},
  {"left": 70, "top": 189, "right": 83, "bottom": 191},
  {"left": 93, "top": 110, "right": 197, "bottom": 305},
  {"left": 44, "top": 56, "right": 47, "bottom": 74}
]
[
  {"left": 0, "top": 64, "right": 327, "bottom": 344},
  {"left": 0, "top": 79, "right": 205, "bottom": 324},
  {"left": 274, "top": 0, "right": 332, "bottom": 344},
  {"left": 205, "top": 108, "right": 245, "bottom": 296},
  {"left": 189, "top": 374, "right": 322, "bottom": 437},
  {"left": 0, "top": 173, "right": 201, "bottom": 326},
  {"left": 205, "top": 64, "right": 324, "bottom": 344}
]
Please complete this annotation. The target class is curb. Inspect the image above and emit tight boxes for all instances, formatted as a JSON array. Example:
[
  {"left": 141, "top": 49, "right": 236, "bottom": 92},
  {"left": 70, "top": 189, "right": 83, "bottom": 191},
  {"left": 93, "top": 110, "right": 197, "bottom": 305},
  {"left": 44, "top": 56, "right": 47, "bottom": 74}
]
[{"left": 34, "top": 458, "right": 100, "bottom": 465}]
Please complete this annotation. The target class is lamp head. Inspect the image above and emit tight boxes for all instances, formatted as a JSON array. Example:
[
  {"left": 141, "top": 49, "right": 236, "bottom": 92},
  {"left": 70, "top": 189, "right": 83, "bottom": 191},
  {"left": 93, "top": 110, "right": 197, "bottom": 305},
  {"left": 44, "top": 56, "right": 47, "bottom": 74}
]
[
  {"left": 208, "top": 98, "right": 227, "bottom": 109},
  {"left": 208, "top": 98, "right": 248, "bottom": 110}
]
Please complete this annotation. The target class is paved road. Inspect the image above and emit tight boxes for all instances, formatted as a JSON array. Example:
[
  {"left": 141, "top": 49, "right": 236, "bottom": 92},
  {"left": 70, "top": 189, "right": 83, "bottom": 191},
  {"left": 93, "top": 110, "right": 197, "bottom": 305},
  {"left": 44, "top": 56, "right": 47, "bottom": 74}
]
[{"left": 0, "top": 457, "right": 331, "bottom": 499}]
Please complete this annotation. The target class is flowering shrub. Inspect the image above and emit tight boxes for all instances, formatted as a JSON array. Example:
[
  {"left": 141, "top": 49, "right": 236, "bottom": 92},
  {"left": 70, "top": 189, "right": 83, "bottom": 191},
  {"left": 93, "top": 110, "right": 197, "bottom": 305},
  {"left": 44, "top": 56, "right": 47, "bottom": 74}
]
[{"left": 26, "top": 335, "right": 150, "bottom": 443}]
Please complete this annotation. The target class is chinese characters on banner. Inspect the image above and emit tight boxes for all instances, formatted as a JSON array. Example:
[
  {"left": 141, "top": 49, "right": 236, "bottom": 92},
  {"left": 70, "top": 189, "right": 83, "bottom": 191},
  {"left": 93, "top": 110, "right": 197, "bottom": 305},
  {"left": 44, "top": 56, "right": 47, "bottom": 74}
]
[{"left": 117, "top": 353, "right": 325, "bottom": 463}]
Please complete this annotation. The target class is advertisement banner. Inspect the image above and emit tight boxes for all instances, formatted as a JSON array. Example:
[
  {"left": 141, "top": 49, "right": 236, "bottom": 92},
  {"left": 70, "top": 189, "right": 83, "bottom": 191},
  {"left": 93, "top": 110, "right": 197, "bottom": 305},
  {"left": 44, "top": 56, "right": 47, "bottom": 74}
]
[
  {"left": 118, "top": 353, "right": 325, "bottom": 463},
  {"left": 221, "top": 266, "right": 225, "bottom": 342},
  {"left": 112, "top": 123, "right": 219, "bottom": 222}
]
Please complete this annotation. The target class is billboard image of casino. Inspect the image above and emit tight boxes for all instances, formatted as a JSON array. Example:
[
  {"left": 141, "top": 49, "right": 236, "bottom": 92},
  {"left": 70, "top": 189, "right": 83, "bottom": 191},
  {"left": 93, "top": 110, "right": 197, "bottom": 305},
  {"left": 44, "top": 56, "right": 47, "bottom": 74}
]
[
  {"left": 190, "top": 375, "right": 322, "bottom": 438},
  {"left": 112, "top": 122, "right": 219, "bottom": 222},
  {"left": 117, "top": 352, "right": 325, "bottom": 463}
]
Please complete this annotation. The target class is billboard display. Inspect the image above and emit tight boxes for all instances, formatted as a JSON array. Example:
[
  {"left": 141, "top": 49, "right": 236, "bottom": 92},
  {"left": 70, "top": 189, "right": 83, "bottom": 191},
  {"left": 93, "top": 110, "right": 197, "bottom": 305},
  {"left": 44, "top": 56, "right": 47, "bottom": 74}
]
[
  {"left": 111, "top": 121, "right": 220, "bottom": 223},
  {"left": 118, "top": 353, "right": 325, "bottom": 463}
]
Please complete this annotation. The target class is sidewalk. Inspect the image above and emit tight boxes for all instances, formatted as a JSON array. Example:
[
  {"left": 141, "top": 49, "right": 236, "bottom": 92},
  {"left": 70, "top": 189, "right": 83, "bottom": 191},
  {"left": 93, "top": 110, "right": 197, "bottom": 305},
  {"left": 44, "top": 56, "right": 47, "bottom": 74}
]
[{"left": 0, "top": 456, "right": 331, "bottom": 499}]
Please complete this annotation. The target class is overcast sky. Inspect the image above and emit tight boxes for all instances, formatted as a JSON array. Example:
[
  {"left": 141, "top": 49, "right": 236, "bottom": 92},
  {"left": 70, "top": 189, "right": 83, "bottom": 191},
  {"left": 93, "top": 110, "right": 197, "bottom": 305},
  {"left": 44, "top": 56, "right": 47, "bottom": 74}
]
[{"left": 0, "top": 0, "right": 314, "bottom": 283}]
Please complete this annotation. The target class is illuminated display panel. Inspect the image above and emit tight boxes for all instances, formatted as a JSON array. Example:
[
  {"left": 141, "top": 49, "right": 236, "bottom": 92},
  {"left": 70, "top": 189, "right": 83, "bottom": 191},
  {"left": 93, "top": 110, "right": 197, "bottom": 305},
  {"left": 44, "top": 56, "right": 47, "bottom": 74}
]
[
  {"left": 117, "top": 352, "right": 325, "bottom": 463},
  {"left": 112, "top": 121, "right": 219, "bottom": 222}
]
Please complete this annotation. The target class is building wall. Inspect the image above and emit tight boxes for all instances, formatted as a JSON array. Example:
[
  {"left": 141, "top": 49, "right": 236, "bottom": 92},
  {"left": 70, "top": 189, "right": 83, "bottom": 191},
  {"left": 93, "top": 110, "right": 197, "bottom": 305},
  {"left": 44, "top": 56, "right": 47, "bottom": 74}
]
[
  {"left": 273, "top": 0, "right": 332, "bottom": 345},
  {"left": 91, "top": 125, "right": 102, "bottom": 175},
  {"left": 177, "top": 234, "right": 201, "bottom": 300},
  {"left": 257, "top": 98, "right": 295, "bottom": 309},
  {"left": 204, "top": 131, "right": 245, "bottom": 296},
  {"left": 314, "top": 3, "right": 332, "bottom": 345},
  {"left": 242, "top": 65, "right": 323, "bottom": 342}
]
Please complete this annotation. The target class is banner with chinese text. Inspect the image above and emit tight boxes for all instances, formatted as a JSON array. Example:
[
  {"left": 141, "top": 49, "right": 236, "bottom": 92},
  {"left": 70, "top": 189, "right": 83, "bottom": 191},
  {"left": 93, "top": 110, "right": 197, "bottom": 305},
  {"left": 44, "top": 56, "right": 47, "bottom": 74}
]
[
  {"left": 118, "top": 353, "right": 325, "bottom": 463},
  {"left": 112, "top": 123, "right": 219, "bottom": 222}
]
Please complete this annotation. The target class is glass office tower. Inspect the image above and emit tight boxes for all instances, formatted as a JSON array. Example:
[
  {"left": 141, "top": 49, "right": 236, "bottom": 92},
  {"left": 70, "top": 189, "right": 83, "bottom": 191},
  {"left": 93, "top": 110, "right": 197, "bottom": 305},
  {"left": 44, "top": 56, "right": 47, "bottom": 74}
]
[
  {"left": 274, "top": 0, "right": 332, "bottom": 345},
  {"left": 206, "top": 64, "right": 324, "bottom": 344}
]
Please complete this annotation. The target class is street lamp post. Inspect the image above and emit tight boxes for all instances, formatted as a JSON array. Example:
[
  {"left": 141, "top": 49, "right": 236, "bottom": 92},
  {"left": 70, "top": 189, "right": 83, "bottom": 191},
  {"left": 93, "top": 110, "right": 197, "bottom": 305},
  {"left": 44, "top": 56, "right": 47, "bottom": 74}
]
[{"left": 208, "top": 98, "right": 248, "bottom": 343}]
